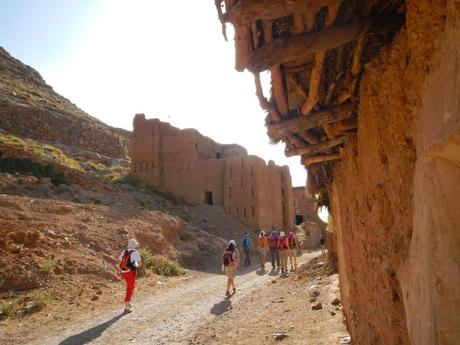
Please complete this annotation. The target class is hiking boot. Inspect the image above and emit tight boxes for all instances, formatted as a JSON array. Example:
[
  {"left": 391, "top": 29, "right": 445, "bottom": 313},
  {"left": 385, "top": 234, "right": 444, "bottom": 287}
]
[{"left": 225, "top": 291, "right": 231, "bottom": 297}]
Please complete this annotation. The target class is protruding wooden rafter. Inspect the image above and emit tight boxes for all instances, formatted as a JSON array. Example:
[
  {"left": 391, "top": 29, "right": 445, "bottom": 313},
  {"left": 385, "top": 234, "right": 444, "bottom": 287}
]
[
  {"left": 221, "top": 0, "right": 342, "bottom": 25},
  {"left": 301, "top": 3, "right": 339, "bottom": 115},
  {"left": 302, "top": 153, "right": 341, "bottom": 165},
  {"left": 285, "top": 136, "right": 345, "bottom": 157},
  {"left": 247, "top": 14, "right": 405, "bottom": 73},
  {"left": 254, "top": 73, "right": 282, "bottom": 122},
  {"left": 267, "top": 103, "right": 354, "bottom": 140}
]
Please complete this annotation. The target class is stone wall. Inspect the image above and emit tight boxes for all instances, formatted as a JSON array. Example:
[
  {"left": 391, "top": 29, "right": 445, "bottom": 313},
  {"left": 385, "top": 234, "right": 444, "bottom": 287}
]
[
  {"left": 131, "top": 114, "right": 294, "bottom": 230},
  {"left": 330, "top": 1, "right": 459, "bottom": 344}
]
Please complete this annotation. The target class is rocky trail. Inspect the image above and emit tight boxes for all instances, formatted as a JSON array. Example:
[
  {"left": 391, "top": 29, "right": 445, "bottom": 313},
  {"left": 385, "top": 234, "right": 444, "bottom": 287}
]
[{"left": 1, "top": 251, "right": 348, "bottom": 345}]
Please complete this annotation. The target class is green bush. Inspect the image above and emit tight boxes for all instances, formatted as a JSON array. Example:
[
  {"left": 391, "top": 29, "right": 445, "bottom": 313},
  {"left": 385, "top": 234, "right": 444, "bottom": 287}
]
[
  {"left": 0, "top": 298, "right": 20, "bottom": 317},
  {"left": 29, "top": 290, "right": 52, "bottom": 310},
  {"left": 152, "top": 257, "right": 185, "bottom": 277},
  {"left": 41, "top": 255, "right": 64, "bottom": 275},
  {"left": 138, "top": 248, "right": 155, "bottom": 271},
  {"left": 138, "top": 248, "right": 184, "bottom": 277},
  {"left": 0, "top": 157, "right": 69, "bottom": 185}
]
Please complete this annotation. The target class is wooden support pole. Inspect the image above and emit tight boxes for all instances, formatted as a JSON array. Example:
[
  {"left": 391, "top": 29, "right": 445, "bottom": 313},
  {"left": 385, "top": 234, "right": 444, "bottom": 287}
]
[
  {"left": 302, "top": 153, "right": 341, "bottom": 165},
  {"left": 235, "top": 25, "right": 250, "bottom": 71},
  {"left": 271, "top": 66, "right": 289, "bottom": 116},
  {"left": 301, "top": 51, "right": 325, "bottom": 115},
  {"left": 285, "top": 137, "right": 345, "bottom": 157},
  {"left": 247, "top": 14, "right": 405, "bottom": 73},
  {"left": 254, "top": 73, "right": 282, "bottom": 122},
  {"left": 267, "top": 103, "right": 354, "bottom": 139}
]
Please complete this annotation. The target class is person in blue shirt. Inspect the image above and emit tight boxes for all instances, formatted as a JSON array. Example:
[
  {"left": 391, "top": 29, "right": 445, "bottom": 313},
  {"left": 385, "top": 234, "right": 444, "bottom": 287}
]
[{"left": 241, "top": 232, "right": 253, "bottom": 267}]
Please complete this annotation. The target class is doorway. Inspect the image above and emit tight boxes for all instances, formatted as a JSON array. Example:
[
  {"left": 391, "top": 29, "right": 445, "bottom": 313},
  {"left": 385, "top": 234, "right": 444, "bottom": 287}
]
[
  {"left": 204, "top": 191, "right": 213, "bottom": 205},
  {"left": 295, "top": 214, "right": 304, "bottom": 225}
]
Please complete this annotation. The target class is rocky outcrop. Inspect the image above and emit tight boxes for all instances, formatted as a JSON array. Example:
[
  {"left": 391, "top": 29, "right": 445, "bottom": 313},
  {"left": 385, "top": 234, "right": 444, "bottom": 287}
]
[{"left": 0, "top": 47, "right": 130, "bottom": 159}]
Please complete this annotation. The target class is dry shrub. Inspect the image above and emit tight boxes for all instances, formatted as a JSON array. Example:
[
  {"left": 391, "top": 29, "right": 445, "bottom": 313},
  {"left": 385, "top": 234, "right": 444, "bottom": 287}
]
[{"left": 0, "top": 298, "right": 20, "bottom": 317}]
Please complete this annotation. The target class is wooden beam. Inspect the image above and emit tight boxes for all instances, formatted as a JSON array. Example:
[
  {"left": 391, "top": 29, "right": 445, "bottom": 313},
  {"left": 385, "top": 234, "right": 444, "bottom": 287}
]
[
  {"left": 222, "top": 0, "right": 341, "bottom": 25},
  {"left": 235, "top": 25, "right": 251, "bottom": 71},
  {"left": 271, "top": 66, "right": 288, "bottom": 115},
  {"left": 247, "top": 14, "right": 405, "bottom": 73},
  {"left": 267, "top": 103, "right": 354, "bottom": 139},
  {"left": 327, "top": 117, "right": 358, "bottom": 135},
  {"left": 302, "top": 153, "right": 341, "bottom": 165},
  {"left": 254, "top": 73, "right": 282, "bottom": 122},
  {"left": 301, "top": 51, "right": 325, "bottom": 115},
  {"left": 285, "top": 137, "right": 345, "bottom": 157}
]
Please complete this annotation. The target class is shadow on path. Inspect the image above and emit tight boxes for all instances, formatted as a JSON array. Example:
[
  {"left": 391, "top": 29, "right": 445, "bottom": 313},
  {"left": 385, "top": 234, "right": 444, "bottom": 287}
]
[
  {"left": 210, "top": 299, "right": 232, "bottom": 316},
  {"left": 58, "top": 312, "right": 126, "bottom": 345}
]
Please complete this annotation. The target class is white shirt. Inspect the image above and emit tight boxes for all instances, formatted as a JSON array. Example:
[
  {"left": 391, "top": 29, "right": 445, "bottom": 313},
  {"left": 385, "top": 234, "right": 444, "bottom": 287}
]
[{"left": 119, "top": 249, "right": 142, "bottom": 271}]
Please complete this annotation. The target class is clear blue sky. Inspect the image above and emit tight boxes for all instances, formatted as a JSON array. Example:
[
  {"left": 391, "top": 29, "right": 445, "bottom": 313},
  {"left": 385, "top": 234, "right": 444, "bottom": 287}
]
[
  {"left": 0, "top": 0, "right": 309, "bottom": 187},
  {"left": 0, "top": 1, "right": 104, "bottom": 72}
]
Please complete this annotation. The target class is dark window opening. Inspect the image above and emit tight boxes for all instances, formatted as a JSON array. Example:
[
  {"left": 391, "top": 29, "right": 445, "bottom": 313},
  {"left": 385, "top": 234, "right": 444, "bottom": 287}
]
[
  {"left": 243, "top": 208, "right": 246, "bottom": 217},
  {"left": 204, "top": 191, "right": 213, "bottom": 205},
  {"left": 251, "top": 188, "right": 254, "bottom": 197},
  {"left": 251, "top": 207, "right": 255, "bottom": 218},
  {"left": 250, "top": 165, "right": 254, "bottom": 177},
  {"left": 295, "top": 215, "right": 304, "bottom": 225},
  {"left": 216, "top": 152, "right": 222, "bottom": 159},
  {"left": 236, "top": 207, "right": 239, "bottom": 216},
  {"left": 241, "top": 176, "right": 243, "bottom": 188},
  {"left": 282, "top": 188, "right": 285, "bottom": 196},
  {"left": 229, "top": 186, "right": 232, "bottom": 198}
]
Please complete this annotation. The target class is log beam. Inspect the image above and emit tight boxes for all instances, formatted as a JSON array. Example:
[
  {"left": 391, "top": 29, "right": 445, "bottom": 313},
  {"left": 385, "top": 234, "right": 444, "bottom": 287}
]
[
  {"left": 254, "top": 73, "right": 282, "bottom": 122},
  {"left": 222, "top": 0, "right": 342, "bottom": 25},
  {"left": 285, "top": 137, "right": 345, "bottom": 157},
  {"left": 267, "top": 103, "right": 354, "bottom": 140},
  {"left": 247, "top": 14, "right": 405, "bottom": 73},
  {"left": 302, "top": 153, "right": 341, "bottom": 165},
  {"left": 301, "top": 51, "right": 325, "bottom": 115}
]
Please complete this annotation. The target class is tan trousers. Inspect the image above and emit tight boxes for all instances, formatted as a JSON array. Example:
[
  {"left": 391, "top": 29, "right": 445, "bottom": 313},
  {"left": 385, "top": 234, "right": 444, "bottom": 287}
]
[{"left": 280, "top": 251, "right": 288, "bottom": 271}]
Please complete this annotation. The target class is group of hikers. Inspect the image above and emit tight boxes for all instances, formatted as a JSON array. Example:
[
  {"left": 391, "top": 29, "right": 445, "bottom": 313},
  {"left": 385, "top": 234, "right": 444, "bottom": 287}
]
[
  {"left": 117, "top": 230, "right": 324, "bottom": 311},
  {"left": 221, "top": 230, "right": 301, "bottom": 297}
]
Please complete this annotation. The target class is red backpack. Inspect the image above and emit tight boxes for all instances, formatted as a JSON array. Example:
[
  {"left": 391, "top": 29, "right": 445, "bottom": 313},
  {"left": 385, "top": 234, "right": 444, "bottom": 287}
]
[
  {"left": 222, "top": 249, "right": 234, "bottom": 267},
  {"left": 279, "top": 236, "right": 289, "bottom": 250},
  {"left": 119, "top": 249, "right": 137, "bottom": 271}
]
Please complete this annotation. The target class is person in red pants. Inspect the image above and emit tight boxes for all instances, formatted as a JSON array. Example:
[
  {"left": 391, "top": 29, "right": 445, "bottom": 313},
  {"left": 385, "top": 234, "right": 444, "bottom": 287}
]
[{"left": 118, "top": 239, "right": 142, "bottom": 313}]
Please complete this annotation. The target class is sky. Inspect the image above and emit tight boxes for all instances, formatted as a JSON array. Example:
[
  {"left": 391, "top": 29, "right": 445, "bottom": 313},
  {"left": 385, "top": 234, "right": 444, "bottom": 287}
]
[{"left": 0, "top": 0, "right": 308, "bottom": 187}]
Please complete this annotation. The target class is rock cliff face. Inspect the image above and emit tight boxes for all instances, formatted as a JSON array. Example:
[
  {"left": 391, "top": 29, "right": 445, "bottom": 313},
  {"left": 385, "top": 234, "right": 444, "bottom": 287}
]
[{"left": 0, "top": 47, "right": 129, "bottom": 159}]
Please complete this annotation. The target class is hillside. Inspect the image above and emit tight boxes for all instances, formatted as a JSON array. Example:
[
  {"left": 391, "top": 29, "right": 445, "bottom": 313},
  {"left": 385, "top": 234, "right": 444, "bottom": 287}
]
[{"left": 0, "top": 47, "right": 129, "bottom": 159}]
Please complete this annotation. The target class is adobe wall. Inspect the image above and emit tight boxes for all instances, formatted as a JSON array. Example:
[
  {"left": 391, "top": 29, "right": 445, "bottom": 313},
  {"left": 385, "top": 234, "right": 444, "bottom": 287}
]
[
  {"left": 330, "top": 1, "right": 459, "bottom": 344},
  {"left": 131, "top": 115, "right": 294, "bottom": 230}
]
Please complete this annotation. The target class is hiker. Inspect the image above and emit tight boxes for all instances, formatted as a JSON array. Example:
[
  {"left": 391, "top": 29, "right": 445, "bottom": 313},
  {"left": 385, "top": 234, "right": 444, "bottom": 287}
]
[
  {"left": 241, "top": 232, "right": 253, "bottom": 267},
  {"left": 222, "top": 240, "right": 240, "bottom": 297},
  {"left": 257, "top": 230, "right": 269, "bottom": 270},
  {"left": 118, "top": 239, "right": 142, "bottom": 313},
  {"left": 278, "top": 231, "right": 290, "bottom": 275},
  {"left": 287, "top": 231, "right": 300, "bottom": 271},
  {"left": 320, "top": 234, "right": 326, "bottom": 255},
  {"left": 268, "top": 230, "right": 280, "bottom": 270}
]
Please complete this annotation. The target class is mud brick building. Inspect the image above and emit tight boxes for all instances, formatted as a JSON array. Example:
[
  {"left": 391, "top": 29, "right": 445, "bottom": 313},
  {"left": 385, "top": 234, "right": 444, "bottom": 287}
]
[{"left": 130, "top": 114, "right": 294, "bottom": 230}]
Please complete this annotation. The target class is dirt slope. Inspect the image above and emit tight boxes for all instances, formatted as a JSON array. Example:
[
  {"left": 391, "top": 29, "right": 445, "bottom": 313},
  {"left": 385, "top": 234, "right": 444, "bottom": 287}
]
[{"left": 0, "top": 47, "right": 129, "bottom": 158}]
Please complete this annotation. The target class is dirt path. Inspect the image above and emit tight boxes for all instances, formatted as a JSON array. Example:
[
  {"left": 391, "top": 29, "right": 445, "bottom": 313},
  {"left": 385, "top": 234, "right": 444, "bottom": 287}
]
[{"left": 1, "top": 251, "right": 348, "bottom": 344}]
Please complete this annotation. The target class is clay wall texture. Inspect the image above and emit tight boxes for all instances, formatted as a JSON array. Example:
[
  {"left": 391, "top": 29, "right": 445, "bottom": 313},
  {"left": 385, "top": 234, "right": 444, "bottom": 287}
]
[
  {"left": 330, "top": 1, "right": 459, "bottom": 344},
  {"left": 130, "top": 115, "right": 294, "bottom": 230}
]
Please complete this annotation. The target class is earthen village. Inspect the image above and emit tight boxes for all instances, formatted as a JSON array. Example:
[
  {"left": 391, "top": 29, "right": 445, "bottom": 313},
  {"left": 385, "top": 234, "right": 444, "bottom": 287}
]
[{"left": 0, "top": 1, "right": 458, "bottom": 345}]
